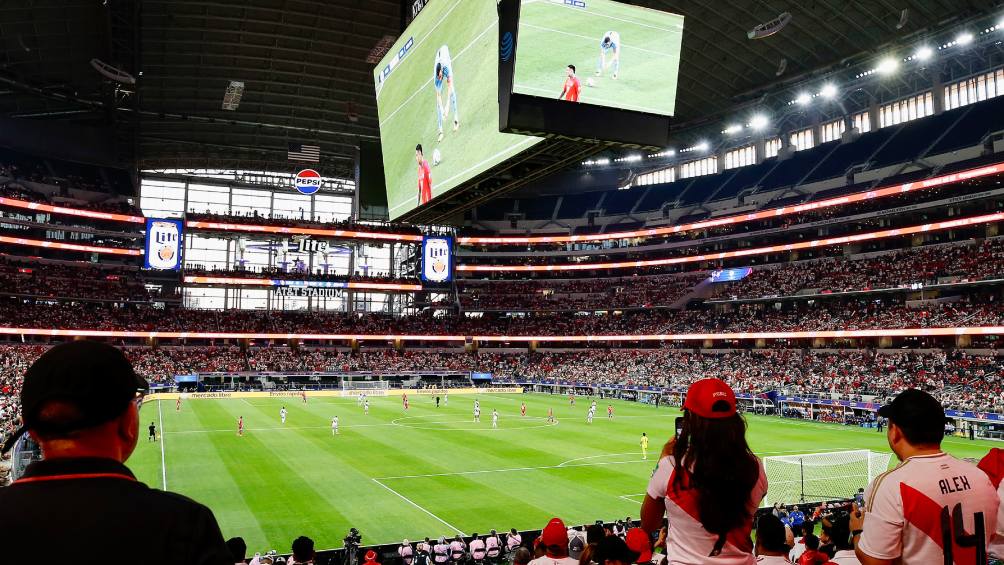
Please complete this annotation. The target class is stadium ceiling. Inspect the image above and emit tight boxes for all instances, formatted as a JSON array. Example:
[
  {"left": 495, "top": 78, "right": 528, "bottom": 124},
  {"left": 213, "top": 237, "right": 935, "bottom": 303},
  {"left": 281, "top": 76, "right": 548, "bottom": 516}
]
[{"left": 0, "top": 0, "right": 999, "bottom": 186}]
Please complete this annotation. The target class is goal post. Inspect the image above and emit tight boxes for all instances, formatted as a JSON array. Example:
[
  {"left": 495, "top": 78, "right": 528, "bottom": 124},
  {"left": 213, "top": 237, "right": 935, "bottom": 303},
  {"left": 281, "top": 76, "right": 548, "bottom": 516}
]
[{"left": 762, "top": 450, "right": 892, "bottom": 507}]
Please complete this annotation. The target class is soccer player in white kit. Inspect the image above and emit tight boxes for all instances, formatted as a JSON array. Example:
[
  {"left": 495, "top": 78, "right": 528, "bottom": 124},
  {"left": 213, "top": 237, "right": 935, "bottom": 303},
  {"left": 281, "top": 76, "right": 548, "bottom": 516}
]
[
  {"left": 444, "top": 392, "right": 448, "bottom": 405},
  {"left": 280, "top": 406, "right": 287, "bottom": 424},
  {"left": 492, "top": 409, "right": 499, "bottom": 429},
  {"left": 474, "top": 407, "right": 481, "bottom": 423},
  {"left": 597, "top": 31, "right": 621, "bottom": 79},
  {"left": 364, "top": 400, "right": 369, "bottom": 415},
  {"left": 433, "top": 45, "right": 460, "bottom": 142},
  {"left": 586, "top": 406, "right": 595, "bottom": 424},
  {"left": 332, "top": 416, "right": 339, "bottom": 435}
]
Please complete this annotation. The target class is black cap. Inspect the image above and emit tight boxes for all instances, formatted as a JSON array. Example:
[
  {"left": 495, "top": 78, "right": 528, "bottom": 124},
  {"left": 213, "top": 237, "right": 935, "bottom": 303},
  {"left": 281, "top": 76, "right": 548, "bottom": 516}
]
[
  {"left": 592, "top": 535, "right": 639, "bottom": 565},
  {"left": 877, "top": 388, "right": 945, "bottom": 443},
  {"left": 1, "top": 341, "right": 148, "bottom": 453}
]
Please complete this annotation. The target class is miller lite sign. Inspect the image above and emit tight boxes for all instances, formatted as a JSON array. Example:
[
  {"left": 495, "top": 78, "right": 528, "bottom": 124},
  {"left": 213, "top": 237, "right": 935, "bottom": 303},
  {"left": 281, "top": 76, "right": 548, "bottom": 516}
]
[
  {"left": 421, "top": 236, "right": 453, "bottom": 283},
  {"left": 144, "top": 218, "right": 183, "bottom": 270}
]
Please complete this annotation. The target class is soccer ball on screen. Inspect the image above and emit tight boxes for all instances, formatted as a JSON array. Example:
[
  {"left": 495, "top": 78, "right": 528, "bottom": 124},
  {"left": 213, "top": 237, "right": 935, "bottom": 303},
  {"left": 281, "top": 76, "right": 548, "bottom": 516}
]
[
  {"left": 586, "top": 78, "right": 595, "bottom": 87},
  {"left": 432, "top": 148, "right": 442, "bottom": 166}
]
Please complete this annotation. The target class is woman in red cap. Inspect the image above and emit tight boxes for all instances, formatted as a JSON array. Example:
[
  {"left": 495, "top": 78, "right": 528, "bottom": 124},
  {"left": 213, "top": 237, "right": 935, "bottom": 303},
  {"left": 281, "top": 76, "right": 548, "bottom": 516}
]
[
  {"left": 364, "top": 549, "right": 382, "bottom": 565},
  {"left": 640, "top": 378, "right": 767, "bottom": 564}
]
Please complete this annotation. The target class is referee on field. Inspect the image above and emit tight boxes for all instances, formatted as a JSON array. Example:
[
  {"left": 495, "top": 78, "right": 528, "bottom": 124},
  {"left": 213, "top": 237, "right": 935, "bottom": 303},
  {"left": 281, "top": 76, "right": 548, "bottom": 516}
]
[{"left": 0, "top": 341, "right": 231, "bottom": 564}]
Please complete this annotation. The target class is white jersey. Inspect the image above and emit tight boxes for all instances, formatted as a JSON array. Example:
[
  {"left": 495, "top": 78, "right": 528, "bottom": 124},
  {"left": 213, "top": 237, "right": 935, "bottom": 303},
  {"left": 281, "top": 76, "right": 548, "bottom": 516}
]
[
  {"left": 647, "top": 454, "right": 767, "bottom": 565},
  {"left": 858, "top": 451, "right": 998, "bottom": 564},
  {"left": 332, "top": 417, "right": 338, "bottom": 428},
  {"left": 434, "top": 46, "right": 453, "bottom": 76},
  {"left": 753, "top": 557, "right": 792, "bottom": 564},
  {"left": 469, "top": 539, "right": 486, "bottom": 559},
  {"left": 280, "top": 409, "right": 287, "bottom": 420}
]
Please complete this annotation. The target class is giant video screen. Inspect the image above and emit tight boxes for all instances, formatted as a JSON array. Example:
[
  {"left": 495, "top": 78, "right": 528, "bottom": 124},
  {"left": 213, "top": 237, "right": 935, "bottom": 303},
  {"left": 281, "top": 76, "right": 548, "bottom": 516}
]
[
  {"left": 513, "top": 0, "right": 684, "bottom": 116},
  {"left": 373, "top": 0, "right": 543, "bottom": 220}
]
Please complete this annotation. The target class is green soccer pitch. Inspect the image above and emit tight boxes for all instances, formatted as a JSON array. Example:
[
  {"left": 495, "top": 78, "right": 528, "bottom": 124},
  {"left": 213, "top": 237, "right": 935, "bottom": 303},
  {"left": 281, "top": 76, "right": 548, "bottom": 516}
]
[
  {"left": 128, "top": 393, "right": 995, "bottom": 554},
  {"left": 513, "top": 0, "right": 684, "bottom": 116}
]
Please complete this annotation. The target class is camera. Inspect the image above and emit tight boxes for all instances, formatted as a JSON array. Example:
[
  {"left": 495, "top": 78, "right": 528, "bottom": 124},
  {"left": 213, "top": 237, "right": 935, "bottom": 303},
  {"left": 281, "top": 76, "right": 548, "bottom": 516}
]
[{"left": 344, "top": 527, "right": 363, "bottom": 547}]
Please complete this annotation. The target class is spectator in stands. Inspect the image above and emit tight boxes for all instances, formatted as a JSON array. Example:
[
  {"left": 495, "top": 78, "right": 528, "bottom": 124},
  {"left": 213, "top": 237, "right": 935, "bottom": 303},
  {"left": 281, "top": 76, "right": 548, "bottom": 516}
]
[
  {"left": 365, "top": 549, "right": 382, "bottom": 565},
  {"left": 590, "top": 535, "right": 640, "bottom": 565},
  {"left": 624, "top": 528, "right": 652, "bottom": 564},
  {"left": 530, "top": 518, "right": 578, "bottom": 565},
  {"left": 641, "top": 378, "right": 767, "bottom": 563},
  {"left": 289, "top": 536, "right": 316, "bottom": 565},
  {"left": 788, "top": 506, "right": 805, "bottom": 537},
  {"left": 852, "top": 389, "right": 998, "bottom": 564},
  {"left": 796, "top": 535, "right": 827, "bottom": 565},
  {"left": 754, "top": 514, "right": 792, "bottom": 564},
  {"left": 227, "top": 537, "right": 248, "bottom": 565},
  {"left": 512, "top": 547, "right": 532, "bottom": 565},
  {"left": 818, "top": 513, "right": 857, "bottom": 564},
  {"left": 0, "top": 341, "right": 231, "bottom": 564}
]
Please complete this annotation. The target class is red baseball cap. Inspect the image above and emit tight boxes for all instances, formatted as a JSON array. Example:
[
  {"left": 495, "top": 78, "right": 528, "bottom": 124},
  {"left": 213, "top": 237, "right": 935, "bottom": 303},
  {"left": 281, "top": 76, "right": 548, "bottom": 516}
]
[
  {"left": 541, "top": 518, "right": 567, "bottom": 547},
  {"left": 365, "top": 550, "right": 378, "bottom": 562},
  {"left": 684, "top": 378, "right": 737, "bottom": 419},
  {"left": 624, "top": 528, "right": 652, "bottom": 563}
]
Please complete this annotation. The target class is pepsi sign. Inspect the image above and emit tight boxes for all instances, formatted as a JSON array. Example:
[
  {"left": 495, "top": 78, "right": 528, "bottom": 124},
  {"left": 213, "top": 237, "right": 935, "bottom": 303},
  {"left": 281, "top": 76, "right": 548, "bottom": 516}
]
[
  {"left": 144, "top": 218, "right": 183, "bottom": 271},
  {"left": 294, "top": 169, "right": 323, "bottom": 195}
]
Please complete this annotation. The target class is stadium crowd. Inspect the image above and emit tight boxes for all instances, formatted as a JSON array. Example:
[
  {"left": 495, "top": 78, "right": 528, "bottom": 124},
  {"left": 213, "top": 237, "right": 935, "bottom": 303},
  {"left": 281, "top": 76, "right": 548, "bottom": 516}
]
[
  {"left": 186, "top": 210, "right": 423, "bottom": 236},
  {"left": 185, "top": 263, "right": 417, "bottom": 284},
  {"left": 0, "top": 258, "right": 157, "bottom": 302},
  {"left": 718, "top": 238, "right": 1004, "bottom": 300},
  {"left": 0, "top": 294, "right": 1000, "bottom": 336},
  {"left": 458, "top": 273, "right": 707, "bottom": 310}
]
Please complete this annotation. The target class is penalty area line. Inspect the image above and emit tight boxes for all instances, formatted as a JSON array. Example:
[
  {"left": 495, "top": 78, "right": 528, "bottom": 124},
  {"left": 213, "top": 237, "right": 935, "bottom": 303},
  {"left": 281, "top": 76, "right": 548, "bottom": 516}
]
[{"left": 372, "top": 478, "right": 465, "bottom": 535}]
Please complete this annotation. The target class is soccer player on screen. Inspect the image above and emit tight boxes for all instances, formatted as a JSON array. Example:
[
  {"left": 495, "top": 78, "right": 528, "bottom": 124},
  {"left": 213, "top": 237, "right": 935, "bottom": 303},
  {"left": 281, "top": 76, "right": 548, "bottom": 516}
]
[
  {"left": 559, "top": 65, "right": 581, "bottom": 102},
  {"left": 596, "top": 31, "right": 621, "bottom": 79},
  {"left": 433, "top": 45, "right": 460, "bottom": 142},
  {"left": 415, "top": 144, "right": 433, "bottom": 206}
]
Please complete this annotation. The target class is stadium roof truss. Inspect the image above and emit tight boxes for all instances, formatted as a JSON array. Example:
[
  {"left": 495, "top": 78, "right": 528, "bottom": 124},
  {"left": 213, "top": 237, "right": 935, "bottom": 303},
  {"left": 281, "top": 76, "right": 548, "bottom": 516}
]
[{"left": 0, "top": 0, "right": 998, "bottom": 186}]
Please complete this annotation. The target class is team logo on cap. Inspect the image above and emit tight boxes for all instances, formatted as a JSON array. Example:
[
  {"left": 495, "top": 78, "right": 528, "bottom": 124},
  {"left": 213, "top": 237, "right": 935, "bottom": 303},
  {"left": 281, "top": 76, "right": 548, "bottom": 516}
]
[{"left": 295, "top": 169, "right": 323, "bottom": 195}]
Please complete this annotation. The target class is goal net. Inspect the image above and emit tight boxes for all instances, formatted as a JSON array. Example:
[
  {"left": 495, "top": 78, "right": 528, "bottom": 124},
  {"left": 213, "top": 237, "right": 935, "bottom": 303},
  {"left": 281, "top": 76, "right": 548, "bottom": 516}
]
[{"left": 762, "top": 450, "right": 892, "bottom": 507}]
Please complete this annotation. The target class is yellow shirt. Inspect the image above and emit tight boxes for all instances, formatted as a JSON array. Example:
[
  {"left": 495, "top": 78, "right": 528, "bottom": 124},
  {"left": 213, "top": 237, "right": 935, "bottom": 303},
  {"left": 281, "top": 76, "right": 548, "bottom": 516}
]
[{"left": 640, "top": 436, "right": 649, "bottom": 449}]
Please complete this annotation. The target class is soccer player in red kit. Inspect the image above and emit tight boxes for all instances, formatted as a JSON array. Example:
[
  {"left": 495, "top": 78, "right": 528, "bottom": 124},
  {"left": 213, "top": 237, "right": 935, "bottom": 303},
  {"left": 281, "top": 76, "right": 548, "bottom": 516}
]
[
  {"left": 607, "top": 404, "right": 614, "bottom": 419},
  {"left": 415, "top": 144, "right": 433, "bottom": 206},
  {"left": 520, "top": 402, "right": 526, "bottom": 417},
  {"left": 176, "top": 397, "right": 181, "bottom": 411},
  {"left": 237, "top": 416, "right": 244, "bottom": 437},
  {"left": 403, "top": 392, "right": 409, "bottom": 410},
  {"left": 559, "top": 65, "right": 581, "bottom": 102},
  {"left": 301, "top": 390, "right": 307, "bottom": 404}
]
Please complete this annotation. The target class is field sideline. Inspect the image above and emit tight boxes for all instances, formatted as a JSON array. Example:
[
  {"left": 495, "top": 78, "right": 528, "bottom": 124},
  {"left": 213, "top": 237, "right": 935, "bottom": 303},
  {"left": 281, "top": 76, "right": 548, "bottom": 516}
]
[{"left": 129, "top": 393, "right": 996, "bottom": 554}]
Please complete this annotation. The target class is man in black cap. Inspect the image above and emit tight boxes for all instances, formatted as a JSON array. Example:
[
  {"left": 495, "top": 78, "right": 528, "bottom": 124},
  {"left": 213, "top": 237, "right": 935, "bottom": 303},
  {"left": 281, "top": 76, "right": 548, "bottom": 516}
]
[
  {"left": 851, "top": 388, "right": 998, "bottom": 565},
  {"left": 0, "top": 340, "right": 231, "bottom": 564}
]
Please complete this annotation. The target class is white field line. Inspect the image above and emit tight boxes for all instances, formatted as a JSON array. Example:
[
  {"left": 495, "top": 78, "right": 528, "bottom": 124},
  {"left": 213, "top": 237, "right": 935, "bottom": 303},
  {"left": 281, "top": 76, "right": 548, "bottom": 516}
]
[
  {"left": 158, "top": 400, "right": 167, "bottom": 490},
  {"left": 619, "top": 493, "right": 646, "bottom": 504},
  {"left": 372, "top": 478, "right": 465, "bottom": 535}
]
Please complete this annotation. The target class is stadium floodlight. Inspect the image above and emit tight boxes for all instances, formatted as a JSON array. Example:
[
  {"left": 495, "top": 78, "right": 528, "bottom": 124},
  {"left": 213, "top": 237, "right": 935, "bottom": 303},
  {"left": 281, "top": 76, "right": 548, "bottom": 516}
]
[
  {"left": 956, "top": 32, "right": 974, "bottom": 45},
  {"left": 876, "top": 57, "right": 899, "bottom": 75},
  {"left": 749, "top": 114, "right": 769, "bottom": 131},
  {"left": 819, "top": 83, "right": 838, "bottom": 99},
  {"left": 624, "top": 155, "right": 643, "bottom": 162},
  {"left": 795, "top": 92, "right": 811, "bottom": 106},
  {"left": 913, "top": 46, "right": 933, "bottom": 61},
  {"left": 595, "top": 158, "right": 611, "bottom": 165},
  {"left": 695, "top": 141, "right": 710, "bottom": 152},
  {"left": 723, "top": 124, "right": 742, "bottom": 135}
]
